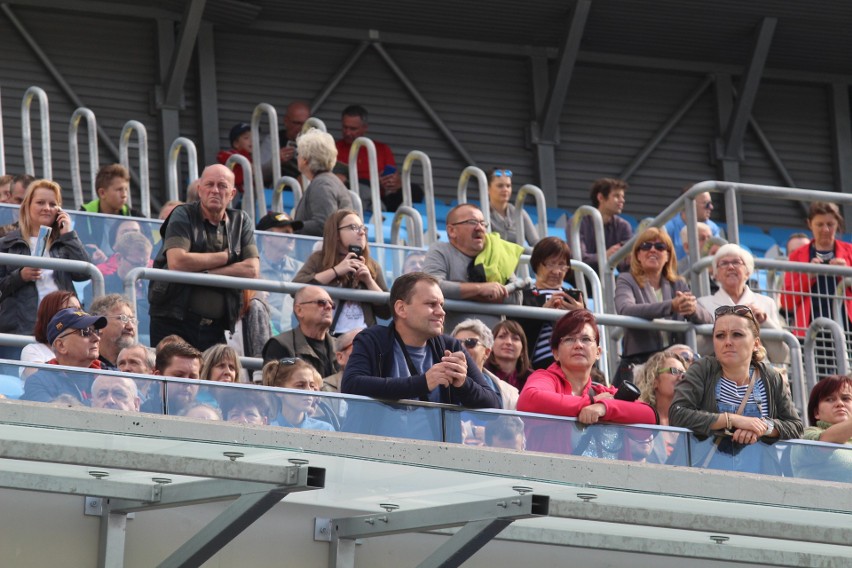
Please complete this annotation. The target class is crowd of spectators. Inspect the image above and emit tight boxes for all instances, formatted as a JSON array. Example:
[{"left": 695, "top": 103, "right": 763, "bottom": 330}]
[{"left": 1, "top": 107, "right": 851, "bottom": 480}]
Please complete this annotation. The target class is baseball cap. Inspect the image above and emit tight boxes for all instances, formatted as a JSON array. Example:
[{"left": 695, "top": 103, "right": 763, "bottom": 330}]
[
  {"left": 47, "top": 308, "right": 108, "bottom": 345},
  {"left": 256, "top": 212, "right": 304, "bottom": 232},
  {"left": 229, "top": 122, "right": 251, "bottom": 146}
]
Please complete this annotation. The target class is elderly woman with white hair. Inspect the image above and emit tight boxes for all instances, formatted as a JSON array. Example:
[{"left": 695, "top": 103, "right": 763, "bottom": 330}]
[
  {"left": 452, "top": 318, "right": 519, "bottom": 410},
  {"left": 292, "top": 129, "right": 354, "bottom": 236},
  {"left": 696, "top": 243, "right": 789, "bottom": 364}
]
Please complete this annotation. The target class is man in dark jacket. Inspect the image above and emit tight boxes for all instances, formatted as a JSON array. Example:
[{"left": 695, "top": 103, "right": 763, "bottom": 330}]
[{"left": 341, "top": 272, "right": 500, "bottom": 439}]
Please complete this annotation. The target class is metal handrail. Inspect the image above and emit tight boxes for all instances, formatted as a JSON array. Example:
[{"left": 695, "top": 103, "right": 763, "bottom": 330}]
[
  {"left": 272, "top": 176, "right": 303, "bottom": 216},
  {"left": 0, "top": 252, "right": 103, "bottom": 298},
  {"left": 513, "top": 184, "right": 548, "bottom": 249},
  {"left": 0, "top": 84, "right": 5, "bottom": 175},
  {"left": 166, "top": 137, "right": 199, "bottom": 202},
  {"left": 21, "top": 86, "right": 51, "bottom": 179},
  {"left": 390, "top": 205, "right": 423, "bottom": 247},
  {"left": 456, "top": 166, "right": 490, "bottom": 229},
  {"left": 68, "top": 107, "right": 98, "bottom": 209},
  {"left": 119, "top": 120, "right": 150, "bottom": 218},
  {"left": 401, "top": 150, "right": 433, "bottom": 243},
  {"left": 347, "top": 136, "right": 383, "bottom": 244},
  {"left": 568, "top": 205, "right": 614, "bottom": 308},
  {"left": 251, "top": 103, "right": 279, "bottom": 215},
  {"left": 302, "top": 117, "right": 326, "bottom": 133},
  {"left": 224, "top": 153, "right": 255, "bottom": 224}
]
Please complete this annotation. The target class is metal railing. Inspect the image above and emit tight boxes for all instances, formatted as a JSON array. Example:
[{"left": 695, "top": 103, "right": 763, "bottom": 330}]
[
  {"left": 250, "top": 103, "right": 279, "bottom": 215},
  {"left": 119, "top": 120, "right": 150, "bottom": 218},
  {"left": 224, "top": 153, "right": 255, "bottom": 223},
  {"left": 514, "top": 184, "right": 548, "bottom": 250},
  {"left": 347, "top": 136, "right": 383, "bottom": 244},
  {"left": 0, "top": 252, "right": 103, "bottom": 298},
  {"left": 68, "top": 107, "right": 98, "bottom": 208},
  {"left": 456, "top": 166, "right": 490, "bottom": 229},
  {"left": 397, "top": 150, "right": 431, "bottom": 244},
  {"left": 166, "top": 136, "right": 199, "bottom": 202},
  {"left": 21, "top": 86, "right": 51, "bottom": 179},
  {"left": 271, "top": 175, "right": 302, "bottom": 216}
]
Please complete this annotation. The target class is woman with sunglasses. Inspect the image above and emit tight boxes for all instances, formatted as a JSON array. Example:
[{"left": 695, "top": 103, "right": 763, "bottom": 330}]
[
  {"left": 614, "top": 227, "right": 712, "bottom": 385},
  {"left": 697, "top": 244, "right": 789, "bottom": 364},
  {"left": 487, "top": 168, "right": 539, "bottom": 247},
  {"left": 452, "top": 318, "right": 519, "bottom": 410},
  {"left": 294, "top": 209, "right": 390, "bottom": 335},
  {"left": 670, "top": 305, "right": 802, "bottom": 473},
  {"left": 634, "top": 350, "right": 688, "bottom": 462}
]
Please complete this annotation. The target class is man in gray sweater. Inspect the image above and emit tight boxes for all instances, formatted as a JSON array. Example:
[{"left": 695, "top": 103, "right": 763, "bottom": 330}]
[{"left": 422, "top": 203, "right": 520, "bottom": 330}]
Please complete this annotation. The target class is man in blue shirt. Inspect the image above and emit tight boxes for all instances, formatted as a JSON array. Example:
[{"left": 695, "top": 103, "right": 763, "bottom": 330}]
[{"left": 665, "top": 186, "right": 722, "bottom": 259}]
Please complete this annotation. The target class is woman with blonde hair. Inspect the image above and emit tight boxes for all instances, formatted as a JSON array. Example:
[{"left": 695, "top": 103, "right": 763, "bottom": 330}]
[
  {"left": 0, "top": 179, "right": 88, "bottom": 356},
  {"left": 613, "top": 227, "right": 711, "bottom": 385},
  {"left": 294, "top": 209, "right": 390, "bottom": 334}
]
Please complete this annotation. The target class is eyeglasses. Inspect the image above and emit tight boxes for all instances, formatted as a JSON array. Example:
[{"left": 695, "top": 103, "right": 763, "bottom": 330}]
[
  {"left": 108, "top": 314, "right": 138, "bottom": 325},
  {"left": 717, "top": 259, "right": 745, "bottom": 269},
  {"left": 559, "top": 335, "right": 596, "bottom": 346},
  {"left": 298, "top": 299, "right": 335, "bottom": 310},
  {"left": 278, "top": 357, "right": 300, "bottom": 366},
  {"left": 714, "top": 304, "right": 755, "bottom": 321},
  {"left": 450, "top": 219, "right": 489, "bottom": 229},
  {"left": 638, "top": 242, "right": 668, "bottom": 252},
  {"left": 676, "top": 350, "right": 700, "bottom": 364},
  {"left": 543, "top": 262, "right": 570, "bottom": 272},
  {"left": 338, "top": 224, "right": 367, "bottom": 234},
  {"left": 58, "top": 327, "right": 101, "bottom": 340},
  {"left": 493, "top": 169, "right": 512, "bottom": 177},
  {"left": 657, "top": 367, "right": 686, "bottom": 377},
  {"left": 460, "top": 338, "right": 482, "bottom": 349},
  {"left": 702, "top": 200, "right": 713, "bottom": 209}
]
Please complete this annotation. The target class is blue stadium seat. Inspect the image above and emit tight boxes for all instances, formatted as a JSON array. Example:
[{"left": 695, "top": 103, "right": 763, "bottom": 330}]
[
  {"left": 768, "top": 226, "right": 804, "bottom": 248},
  {"left": 738, "top": 232, "right": 778, "bottom": 257},
  {"left": 620, "top": 213, "right": 638, "bottom": 230}
]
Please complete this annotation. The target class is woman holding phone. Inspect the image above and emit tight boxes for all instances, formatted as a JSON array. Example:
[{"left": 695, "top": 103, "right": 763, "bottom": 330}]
[
  {"left": 0, "top": 179, "right": 88, "bottom": 356},
  {"left": 293, "top": 209, "right": 390, "bottom": 334}
]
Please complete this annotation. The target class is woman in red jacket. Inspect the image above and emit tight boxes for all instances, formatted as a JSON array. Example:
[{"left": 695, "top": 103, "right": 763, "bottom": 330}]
[
  {"left": 517, "top": 309, "right": 658, "bottom": 454},
  {"left": 781, "top": 201, "right": 852, "bottom": 338}
]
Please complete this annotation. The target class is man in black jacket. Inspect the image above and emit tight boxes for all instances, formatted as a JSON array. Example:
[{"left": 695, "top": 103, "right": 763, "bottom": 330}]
[
  {"left": 148, "top": 164, "right": 259, "bottom": 350},
  {"left": 341, "top": 272, "right": 500, "bottom": 438}
]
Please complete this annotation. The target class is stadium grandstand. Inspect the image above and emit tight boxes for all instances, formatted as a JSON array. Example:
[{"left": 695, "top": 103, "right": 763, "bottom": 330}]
[{"left": 0, "top": 0, "right": 851, "bottom": 566}]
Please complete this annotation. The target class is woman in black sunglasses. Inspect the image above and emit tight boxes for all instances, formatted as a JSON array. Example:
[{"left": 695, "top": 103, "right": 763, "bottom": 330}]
[{"left": 614, "top": 227, "right": 712, "bottom": 386}]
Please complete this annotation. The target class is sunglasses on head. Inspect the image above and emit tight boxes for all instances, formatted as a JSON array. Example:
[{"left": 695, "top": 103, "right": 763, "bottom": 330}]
[
  {"left": 638, "top": 241, "right": 668, "bottom": 252},
  {"left": 493, "top": 169, "right": 512, "bottom": 177},
  {"left": 714, "top": 304, "right": 755, "bottom": 321},
  {"left": 278, "top": 358, "right": 300, "bottom": 366}
]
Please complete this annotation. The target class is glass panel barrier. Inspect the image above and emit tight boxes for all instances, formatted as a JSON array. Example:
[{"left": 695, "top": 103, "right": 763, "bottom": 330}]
[
  {"left": 784, "top": 439, "right": 852, "bottom": 483},
  {"left": 687, "top": 435, "right": 785, "bottom": 476},
  {"left": 446, "top": 408, "right": 691, "bottom": 466},
  {"left": 0, "top": 202, "right": 17, "bottom": 226}
]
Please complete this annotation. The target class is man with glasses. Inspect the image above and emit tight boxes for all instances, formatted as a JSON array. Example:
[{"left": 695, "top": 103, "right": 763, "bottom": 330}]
[
  {"left": 665, "top": 185, "right": 723, "bottom": 260},
  {"left": 21, "top": 308, "right": 108, "bottom": 403},
  {"left": 423, "top": 203, "right": 521, "bottom": 329},
  {"left": 149, "top": 164, "right": 259, "bottom": 351},
  {"left": 261, "top": 285, "right": 339, "bottom": 378},
  {"left": 89, "top": 294, "right": 138, "bottom": 370},
  {"left": 321, "top": 327, "right": 364, "bottom": 393}
]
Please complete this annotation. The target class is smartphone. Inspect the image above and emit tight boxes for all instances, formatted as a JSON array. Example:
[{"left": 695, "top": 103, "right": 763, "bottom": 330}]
[
  {"left": 53, "top": 208, "right": 65, "bottom": 232},
  {"left": 348, "top": 244, "right": 363, "bottom": 256},
  {"left": 381, "top": 165, "right": 397, "bottom": 176},
  {"left": 566, "top": 289, "right": 584, "bottom": 303}
]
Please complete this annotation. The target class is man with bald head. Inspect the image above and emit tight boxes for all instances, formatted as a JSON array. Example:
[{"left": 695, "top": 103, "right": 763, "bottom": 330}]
[
  {"left": 149, "top": 164, "right": 259, "bottom": 351},
  {"left": 262, "top": 285, "right": 339, "bottom": 378},
  {"left": 91, "top": 375, "right": 141, "bottom": 412},
  {"left": 422, "top": 203, "right": 521, "bottom": 329},
  {"left": 261, "top": 101, "right": 311, "bottom": 185}
]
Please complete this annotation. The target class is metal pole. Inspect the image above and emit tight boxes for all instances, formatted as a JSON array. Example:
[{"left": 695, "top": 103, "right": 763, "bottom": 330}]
[
  {"left": 225, "top": 153, "right": 255, "bottom": 225},
  {"left": 69, "top": 107, "right": 99, "bottom": 208},
  {"left": 348, "top": 136, "right": 383, "bottom": 244},
  {"left": 119, "top": 120, "right": 151, "bottom": 218},
  {"left": 401, "top": 150, "right": 433, "bottom": 243},
  {"left": 272, "top": 176, "right": 302, "bottom": 216},
  {"left": 251, "top": 102, "right": 280, "bottom": 214},
  {"left": 21, "top": 86, "right": 51, "bottom": 178},
  {"left": 513, "top": 184, "right": 548, "bottom": 248},
  {"left": 167, "top": 137, "right": 199, "bottom": 202},
  {"left": 456, "top": 166, "right": 490, "bottom": 229}
]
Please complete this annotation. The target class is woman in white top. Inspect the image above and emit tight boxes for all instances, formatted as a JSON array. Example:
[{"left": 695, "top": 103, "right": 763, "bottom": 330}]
[{"left": 697, "top": 243, "right": 789, "bottom": 364}]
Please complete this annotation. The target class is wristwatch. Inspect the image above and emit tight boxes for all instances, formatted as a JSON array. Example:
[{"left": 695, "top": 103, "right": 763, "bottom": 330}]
[{"left": 763, "top": 418, "right": 775, "bottom": 436}]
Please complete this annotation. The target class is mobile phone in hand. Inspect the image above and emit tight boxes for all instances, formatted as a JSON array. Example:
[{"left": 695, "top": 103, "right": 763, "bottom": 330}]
[
  {"left": 566, "top": 289, "right": 584, "bottom": 303},
  {"left": 348, "top": 244, "right": 363, "bottom": 256}
]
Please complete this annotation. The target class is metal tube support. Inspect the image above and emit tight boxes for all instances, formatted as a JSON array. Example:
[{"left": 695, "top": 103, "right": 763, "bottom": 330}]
[
  {"left": 456, "top": 166, "right": 490, "bottom": 229},
  {"left": 0, "top": 84, "right": 5, "bottom": 175},
  {"left": 119, "top": 120, "right": 151, "bottom": 218},
  {"left": 804, "top": 317, "right": 850, "bottom": 387},
  {"left": 225, "top": 154, "right": 255, "bottom": 224},
  {"left": 402, "top": 150, "right": 435, "bottom": 243},
  {"left": 167, "top": 137, "right": 199, "bottom": 202},
  {"left": 302, "top": 117, "right": 327, "bottom": 133},
  {"left": 21, "top": 85, "right": 51, "bottom": 178},
  {"left": 390, "top": 205, "right": 423, "bottom": 247},
  {"left": 69, "top": 107, "right": 99, "bottom": 209},
  {"left": 567, "top": 205, "right": 606, "bottom": 303},
  {"left": 272, "top": 176, "right": 303, "bottom": 215},
  {"left": 513, "top": 184, "right": 548, "bottom": 249},
  {"left": 97, "top": 508, "right": 128, "bottom": 568},
  {"left": 348, "top": 136, "right": 383, "bottom": 244},
  {"left": 0, "top": 252, "right": 104, "bottom": 298},
  {"left": 251, "top": 102, "right": 280, "bottom": 215}
]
